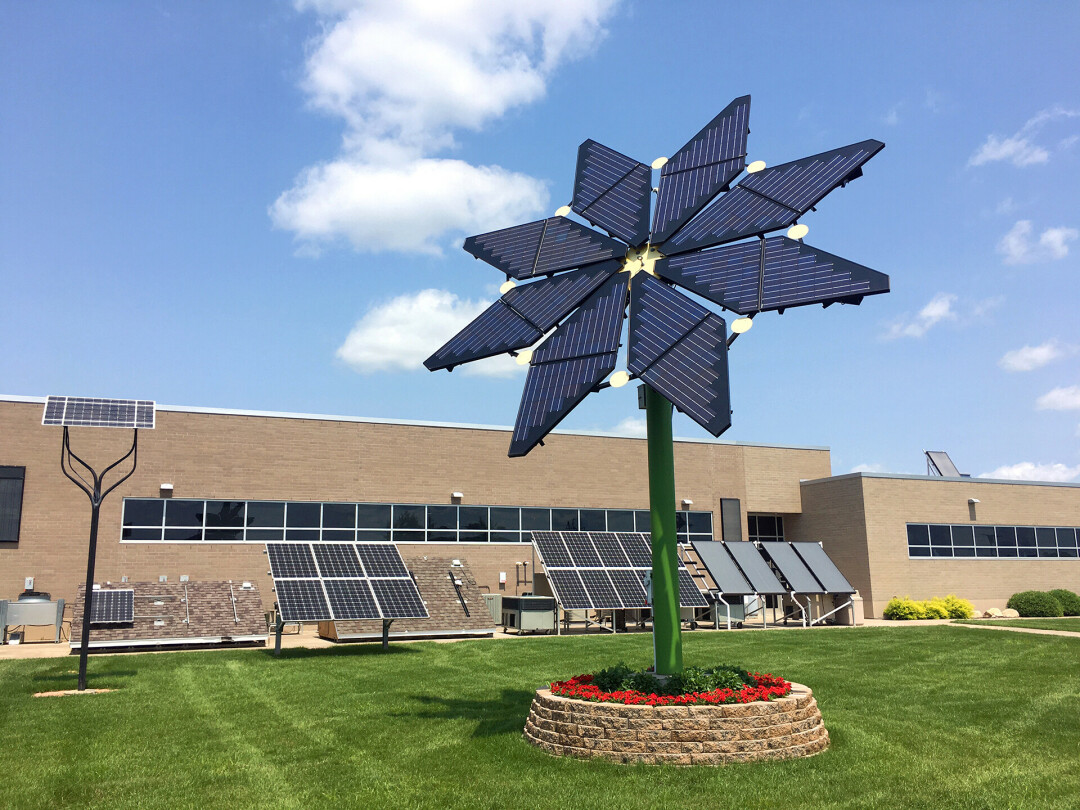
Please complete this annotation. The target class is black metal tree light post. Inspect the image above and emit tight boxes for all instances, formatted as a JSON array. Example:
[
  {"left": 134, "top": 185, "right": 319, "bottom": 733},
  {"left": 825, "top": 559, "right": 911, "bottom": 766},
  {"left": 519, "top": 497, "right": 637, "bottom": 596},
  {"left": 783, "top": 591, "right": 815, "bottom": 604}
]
[
  {"left": 425, "top": 95, "right": 889, "bottom": 674},
  {"left": 43, "top": 396, "right": 154, "bottom": 690}
]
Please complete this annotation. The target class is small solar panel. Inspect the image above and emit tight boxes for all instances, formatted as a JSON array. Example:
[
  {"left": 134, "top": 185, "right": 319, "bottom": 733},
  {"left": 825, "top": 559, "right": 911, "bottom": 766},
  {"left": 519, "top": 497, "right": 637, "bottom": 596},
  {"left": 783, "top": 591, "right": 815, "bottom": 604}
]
[
  {"left": 275, "top": 579, "right": 332, "bottom": 621},
  {"left": 661, "top": 139, "right": 884, "bottom": 255},
  {"left": 678, "top": 569, "right": 710, "bottom": 608},
  {"left": 652, "top": 96, "right": 750, "bottom": 244},
  {"left": 656, "top": 236, "right": 889, "bottom": 315},
  {"left": 628, "top": 275, "right": 731, "bottom": 438},
  {"left": 89, "top": 589, "right": 134, "bottom": 624},
  {"left": 355, "top": 543, "right": 410, "bottom": 578},
  {"left": 267, "top": 544, "right": 319, "bottom": 578},
  {"left": 323, "top": 579, "right": 380, "bottom": 620},
  {"left": 463, "top": 216, "right": 624, "bottom": 280},
  {"left": 532, "top": 531, "right": 573, "bottom": 567},
  {"left": 579, "top": 569, "right": 622, "bottom": 609},
  {"left": 424, "top": 261, "right": 622, "bottom": 372},
  {"left": 562, "top": 532, "right": 602, "bottom": 567},
  {"left": 926, "top": 451, "right": 962, "bottom": 477},
  {"left": 370, "top": 578, "right": 428, "bottom": 618},
  {"left": 312, "top": 544, "right": 364, "bottom": 578},
  {"left": 509, "top": 274, "right": 628, "bottom": 457},
  {"left": 43, "top": 396, "right": 155, "bottom": 429},
  {"left": 572, "top": 139, "right": 652, "bottom": 246},
  {"left": 545, "top": 569, "right": 591, "bottom": 609}
]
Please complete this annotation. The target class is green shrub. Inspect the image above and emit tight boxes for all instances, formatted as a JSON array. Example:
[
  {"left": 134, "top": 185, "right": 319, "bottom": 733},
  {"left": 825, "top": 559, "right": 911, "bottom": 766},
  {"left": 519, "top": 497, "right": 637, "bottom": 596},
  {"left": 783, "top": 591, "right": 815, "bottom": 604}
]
[
  {"left": 941, "top": 594, "right": 975, "bottom": 619},
  {"left": 1007, "top": 590, "right": 1063, "bottom": 617},
  {"left": 1048, "top": 589, "right": 1080, "bottom": 617},
  {"left": 671, "top": 665, "right": 751, "bottom": 694},
  {"left": 590, "top": 662, "right": 637, "bottom": 692},
  {"left": 883, "top": 596, "right": 922, "bottom": 620},
  {"left": 921, "top": 598, "right": 950, "bottom": 619},
  {"left": 588, "top": 662, "right": 754, "bottom": 696}
]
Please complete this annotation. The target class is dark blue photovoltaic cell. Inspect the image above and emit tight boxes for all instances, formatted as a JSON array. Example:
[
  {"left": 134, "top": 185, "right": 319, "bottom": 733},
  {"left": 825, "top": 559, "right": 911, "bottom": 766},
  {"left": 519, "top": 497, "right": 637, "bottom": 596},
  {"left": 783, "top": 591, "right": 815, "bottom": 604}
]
[
  {"left": 660, "top": 140, "right": 884, "bottom": 254},
  {"left": 545, "top": 569, "right": 590, "bottom": 609},
  {"left": 425, "top": 261, "right": 621, "bottom": 371},
  {"left": 572, "top": 140, "right": 651, "bottom": 246},
  {"left": 464, "top": 216, "right": 624, "bottom": 279},
  {"left": 532, "top": 531, "right": 573, "bottom": 567},
  {"left": 509, "top": 353, "right": 617, "bottom": 458},
  {"left": 656, "top": 237, "right": 889, "bottom": 315},
  {"left": 532, "top": 274, "right": 627, "bottom": 364},
  {"left": 323, "top": 579, "right": 380, "bottom": 620},
  {"left": 508, "top": 274, "right": 628, "bottom": 457},
  {"left": 678, "top": 569, "right": 710, "bottom": 607},
  {"left": 652, "top": 96, "right": 750, "bottom": 244},
  {"left": 579, "top": 570, "right": 622, "bottom": 608},
  {"left": 628, "top": 276, "right": 730, "bottom": 437},
  {"left": 43, "top": 396, "right": 156, "bottom": 429}
]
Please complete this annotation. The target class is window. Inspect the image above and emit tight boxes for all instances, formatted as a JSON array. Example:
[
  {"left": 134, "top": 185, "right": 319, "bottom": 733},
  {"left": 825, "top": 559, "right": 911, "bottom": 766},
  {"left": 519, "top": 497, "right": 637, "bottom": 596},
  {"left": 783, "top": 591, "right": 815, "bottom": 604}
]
[
  {"left": 748, "top": 514, "right": 785, "bottom": 542},
  {"left": 0, "top": 466, "right": 25, "bottom": 543},
  {"left": 907, "top": 522, "right": 1080, "bottom": 559}
]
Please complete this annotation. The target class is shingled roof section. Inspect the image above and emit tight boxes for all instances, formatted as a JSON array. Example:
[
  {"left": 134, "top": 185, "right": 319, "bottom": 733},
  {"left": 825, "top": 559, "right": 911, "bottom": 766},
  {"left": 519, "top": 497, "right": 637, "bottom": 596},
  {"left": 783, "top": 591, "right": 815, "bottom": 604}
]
[
  {"left": 322, "top": 557, "right": 495, "bottom": 641},
  {"left": 71, "top": 581, "right": 268, "bottom": 648}
]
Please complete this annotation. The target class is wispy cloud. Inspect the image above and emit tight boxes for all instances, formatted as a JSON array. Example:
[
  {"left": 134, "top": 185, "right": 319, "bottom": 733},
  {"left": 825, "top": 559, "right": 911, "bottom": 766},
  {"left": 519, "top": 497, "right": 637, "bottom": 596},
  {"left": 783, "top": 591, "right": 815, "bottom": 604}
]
[
  {"left": 272, "top": 0, "right": 618, "bottom": 254},
  {"left": 884, "top": 293, "right": 957, "bottom": 339},
  {"left": 882, "top": 103, "right": 901, "bottom": 126},
  {"left": 851, "top": 463, "right": 886, "bottom": 473},
  {"left": 1036, "top": 385, "right": 1080, "bottom": 411},
  {"left": 969, "top": 105, "right": 1080, "bottom": 167},
  {"left": 998, "top": 220, "right": 1078, "bottom": 264},
  {"left": 336, "top": 288, "right": 523, "bottom": 377},
  {"left": 999, "top": 339, "right": 1071, "bottom": 372},
  {"left": 611, "top": 416, "right": 647, "bottom": 438},
  {"left": 980, "top": 462, "right": 1080, "bottom": 483}
]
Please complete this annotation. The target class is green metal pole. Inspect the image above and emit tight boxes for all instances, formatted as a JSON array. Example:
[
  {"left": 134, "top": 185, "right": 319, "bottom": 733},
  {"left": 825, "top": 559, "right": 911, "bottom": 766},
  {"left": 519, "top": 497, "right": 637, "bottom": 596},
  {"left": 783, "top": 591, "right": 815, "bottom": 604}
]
[{"left": 645, "top": 385, "right": 682, "bottom": 675}]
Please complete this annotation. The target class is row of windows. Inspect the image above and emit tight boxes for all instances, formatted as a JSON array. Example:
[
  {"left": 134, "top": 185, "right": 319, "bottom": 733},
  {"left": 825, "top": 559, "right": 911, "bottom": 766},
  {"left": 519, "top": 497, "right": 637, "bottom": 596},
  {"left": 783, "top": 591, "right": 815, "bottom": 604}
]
[
  {"left": 907, "top": 523, "right": 1080, "bottom": 559},
  {"left": 120, "top": 499, "right": 715, "bottom": 545}
]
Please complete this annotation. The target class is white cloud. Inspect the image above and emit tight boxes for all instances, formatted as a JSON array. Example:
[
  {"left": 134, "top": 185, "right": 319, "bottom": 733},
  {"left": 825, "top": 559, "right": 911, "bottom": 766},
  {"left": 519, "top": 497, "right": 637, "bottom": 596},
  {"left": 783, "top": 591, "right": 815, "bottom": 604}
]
[
  {"left": 998, "top": 220, "right": 1078, "bottom": 264},
  {"left": 995, "top": 197, "right": 1017, "bottom": 215},
  {"left": 336, "top": 288, "right": 522, "bottom": 377},
  {"left": 274, "top": 0, "right": 617, "bottom": 254},
  {"left": 998, "top": 339, "right": 1068, "bottom": 372},
  {"left": 884, "top": 292, "right": 957, "bottom": 339},
  {"left": 969, "top": 105, "right": 1080, "bottom": 167},
  {"left": 1036, "top": 385, "right": 1080, "bottom": 411},
  {"left": 851, "top": 463, "right": 886, "bottom": 473},
  {"left": 980, "top": 462, "right": 1080, "bottom": 483},
  {"left": 611, "top": 416, "right": 647, "bottom": 438},
  {"left": 882, "top": 104, "right": 901, "bottom": 126}
]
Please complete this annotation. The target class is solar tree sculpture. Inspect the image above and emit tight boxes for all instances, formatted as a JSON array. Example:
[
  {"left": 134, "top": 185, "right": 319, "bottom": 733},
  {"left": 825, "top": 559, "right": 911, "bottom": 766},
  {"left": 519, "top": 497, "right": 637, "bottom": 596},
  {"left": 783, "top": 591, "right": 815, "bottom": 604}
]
[
  {"left": 42, "top": 396, "right": 154, "bottom": 690},
  {"left": 426, "top": 96, "right": 889, "bottom": 674}
]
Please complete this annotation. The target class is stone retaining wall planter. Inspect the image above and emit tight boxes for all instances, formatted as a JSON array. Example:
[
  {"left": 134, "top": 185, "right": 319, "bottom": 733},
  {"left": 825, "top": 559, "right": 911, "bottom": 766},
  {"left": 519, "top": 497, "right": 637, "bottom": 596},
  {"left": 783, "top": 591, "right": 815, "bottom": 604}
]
[{"left": 523, "top": 683, "right": 828, "bottom": 765}]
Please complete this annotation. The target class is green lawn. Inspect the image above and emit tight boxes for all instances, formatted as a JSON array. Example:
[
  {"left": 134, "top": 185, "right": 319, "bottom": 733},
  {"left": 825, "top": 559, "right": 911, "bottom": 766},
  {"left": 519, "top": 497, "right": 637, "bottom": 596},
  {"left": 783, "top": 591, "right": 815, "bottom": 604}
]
[
  {"left": 956, "top": 617, "right": 1080, "bottom": 633},
  {"left": 1, "top": 627, "right": 1078, "bottom": 809}
]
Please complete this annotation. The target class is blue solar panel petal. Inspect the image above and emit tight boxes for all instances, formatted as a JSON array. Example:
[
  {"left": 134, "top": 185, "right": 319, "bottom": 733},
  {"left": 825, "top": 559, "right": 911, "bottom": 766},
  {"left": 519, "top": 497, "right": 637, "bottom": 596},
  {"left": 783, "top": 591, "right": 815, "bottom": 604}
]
[
  {"left": 531, "top": 274, "right": 627, "bottom": 364},
  {"left": 572, "top": 140, "right": 651, "bottom": 246},
  {"left": 629, "top": 276, "right": 731, "bottom": 437},
  {"left": 656, "top": 237, "right": 890, "bottom": 315},
  {"left": 464, "top": 216, "right": 624, "bottom": 279},
  {"left": 652, "top": 96, "right": 750, "bottom": 244},
  {"left": 424, "top": 260, "right": 622, "bottom": 371},
  {"left": 660, "top": 139, "right": 884, "bottom": 255}
]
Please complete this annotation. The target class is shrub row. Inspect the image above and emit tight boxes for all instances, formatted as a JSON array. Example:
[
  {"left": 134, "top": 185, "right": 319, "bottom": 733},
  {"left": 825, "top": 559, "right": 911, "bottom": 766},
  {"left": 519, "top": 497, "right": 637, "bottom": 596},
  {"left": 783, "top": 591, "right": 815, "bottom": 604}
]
[
  {"left": 1007, "top": 589, "right": 1080, "bottom": 617},
  {"left": 883, "top": 594, "right": 974, "bottom": 620}
]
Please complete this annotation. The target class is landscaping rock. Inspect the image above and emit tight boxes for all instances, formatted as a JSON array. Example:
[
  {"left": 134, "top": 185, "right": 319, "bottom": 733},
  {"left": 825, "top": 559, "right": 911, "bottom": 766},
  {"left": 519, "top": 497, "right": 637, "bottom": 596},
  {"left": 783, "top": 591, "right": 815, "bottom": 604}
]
[
  {"left": 1002, "top": 608, "right": 1020, "bottom": 618},
  {"left": 986, "top": 608, "right": 1004, "bottom": 618}
]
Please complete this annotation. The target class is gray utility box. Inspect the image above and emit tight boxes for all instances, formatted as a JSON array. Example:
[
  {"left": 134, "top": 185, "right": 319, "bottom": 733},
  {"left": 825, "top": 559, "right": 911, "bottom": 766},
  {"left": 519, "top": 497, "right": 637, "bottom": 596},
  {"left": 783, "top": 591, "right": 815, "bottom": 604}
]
[
  {"left": 501, "top": 596, "right": 557, "bottom": 634},
  {"left": 481, "top": 593, "right": 502, "bottom": 625}
]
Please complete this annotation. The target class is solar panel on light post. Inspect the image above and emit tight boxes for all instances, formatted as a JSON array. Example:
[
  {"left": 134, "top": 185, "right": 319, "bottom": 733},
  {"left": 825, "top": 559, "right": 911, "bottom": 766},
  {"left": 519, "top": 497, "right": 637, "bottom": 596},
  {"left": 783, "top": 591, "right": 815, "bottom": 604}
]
[
  {"left": 426, "top": 95, "right": 889, "bottom": 675},
  {"left": 42, "top": 395, "right": 154, "bottom": 691}
]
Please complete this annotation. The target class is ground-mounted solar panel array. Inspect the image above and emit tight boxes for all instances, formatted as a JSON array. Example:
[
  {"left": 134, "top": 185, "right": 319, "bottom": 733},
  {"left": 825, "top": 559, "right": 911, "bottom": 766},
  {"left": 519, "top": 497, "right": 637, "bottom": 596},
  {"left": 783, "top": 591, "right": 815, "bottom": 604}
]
[
  {"left": 266, "top": 543, "right": 427, "bottom": 622},
  {"left": 689, "top": 539, "right": 855, "bottom": 597},
  {"left": 533, "top": 531, "right": 708, "bottom": 610},
  {"left": 43, "top": 396, "right": 155, "bottom": 429},
  {"left": 88, "top": 588, "right": 135, "bottom": 624}
]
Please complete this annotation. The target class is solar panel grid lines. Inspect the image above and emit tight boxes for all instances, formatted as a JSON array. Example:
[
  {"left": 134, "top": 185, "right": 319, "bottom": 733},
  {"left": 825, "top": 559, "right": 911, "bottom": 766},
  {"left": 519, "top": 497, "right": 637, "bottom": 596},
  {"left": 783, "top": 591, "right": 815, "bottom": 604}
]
[
  {"left": 589, "top": 531, "right": 631, "bottom": 567},
  {"left": 312, "top": 543, "right": 364, "bottom": 578},
  {"left": 677, "top": 569, "right": 711, "bottom": 607},
  {"left": 369, "top": 579, "right": 428, "bottom": 618},
  {"left": 544, "top": 569, "right": 591, "bottom": 609},
  {"left": 615, "top": 532, "right": 653, "bottom": 567},
  {"left": 608, "top": 568, "right": 648, "bottom": 606},
  {"left": 660, "top": 186, "right": 796, "bottom": 254},
  {"left": 578, "top": 569, "right": 623, "bottom": 609},
  {"left": 267, "top": 543, "right": 319, "bottom": 578},
  {"left": 739, "top": 140, "right": 883, "bottom": 212},
  {"left": 504, "top": 260, "right": 622, "bottom": 330},
  {"left": 532, "top": 531, "right": 573, "bottom": 567},
  {"left": 572, "top": 139, "right": 652, "bottom": 246},
  {"left": 323, "top": 578, "right": 379, "bottom": 620},
  {"left": 463, "top": 217, "right": 622, "bottom": 280},
  {"left": 531, "top": 274, "right": 628, "bottom": 365},
  {"left": 275, "top": 579, "right": 331, "bottom": 621},
  {"left": 42, "top": 396, "right": 156, "bottom": 429},
  {"left": 355, "top": 543, "right": 410, "bottom": 578},
  {"left": 627, "top": 274, "right": 712, "bottom": 371},
  {"left": 655, "top": 240, "right": 763, "bottom": 314},
  {"left": 561, "top": 532, "right": 602, "bottom": 567},
  {"left": 89, "top": 589, "right": 134, "bottom": 624},
  {"left": 423, "top": 302, "right": 542, "bottom": 371},
  {"left": 652, "top": 96, "right": 750, "bottom": 243}
]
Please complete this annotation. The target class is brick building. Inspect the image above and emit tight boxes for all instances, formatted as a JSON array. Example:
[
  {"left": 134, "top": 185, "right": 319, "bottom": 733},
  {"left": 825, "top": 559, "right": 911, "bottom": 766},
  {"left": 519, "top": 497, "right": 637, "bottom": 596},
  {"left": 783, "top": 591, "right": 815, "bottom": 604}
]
[{"left": 2, "top": 394, "right": 1079, "bottom": 619}]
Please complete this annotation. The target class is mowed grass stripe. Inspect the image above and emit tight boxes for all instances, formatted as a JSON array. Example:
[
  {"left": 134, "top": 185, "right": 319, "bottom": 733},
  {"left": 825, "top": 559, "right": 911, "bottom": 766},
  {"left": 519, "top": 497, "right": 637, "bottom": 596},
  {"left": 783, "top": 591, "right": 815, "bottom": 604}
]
[{"left": 0, "top": 627, "right": 1078, "bottom": 809}]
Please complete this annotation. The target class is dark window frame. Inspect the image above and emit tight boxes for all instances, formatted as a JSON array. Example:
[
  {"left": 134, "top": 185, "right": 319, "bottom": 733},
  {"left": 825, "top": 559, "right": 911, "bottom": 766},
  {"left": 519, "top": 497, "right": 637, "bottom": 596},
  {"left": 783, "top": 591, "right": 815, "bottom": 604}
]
[{"left": 0, "top": 466, "right": 26, "bottom": 543}]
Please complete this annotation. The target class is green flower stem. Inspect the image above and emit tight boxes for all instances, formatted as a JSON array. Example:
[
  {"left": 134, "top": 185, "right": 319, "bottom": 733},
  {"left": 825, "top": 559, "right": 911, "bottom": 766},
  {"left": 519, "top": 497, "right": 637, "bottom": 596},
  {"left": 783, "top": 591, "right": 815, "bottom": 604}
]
[{"left": 646, "top": 384, "right": 682, "bottom": 675}]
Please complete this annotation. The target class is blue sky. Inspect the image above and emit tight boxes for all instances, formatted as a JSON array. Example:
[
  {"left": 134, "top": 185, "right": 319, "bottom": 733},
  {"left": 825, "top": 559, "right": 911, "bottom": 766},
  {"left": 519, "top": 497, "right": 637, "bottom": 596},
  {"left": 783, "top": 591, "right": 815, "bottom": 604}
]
[{"left": 2, "top": 1, "right": 1079, "bottom": 481}]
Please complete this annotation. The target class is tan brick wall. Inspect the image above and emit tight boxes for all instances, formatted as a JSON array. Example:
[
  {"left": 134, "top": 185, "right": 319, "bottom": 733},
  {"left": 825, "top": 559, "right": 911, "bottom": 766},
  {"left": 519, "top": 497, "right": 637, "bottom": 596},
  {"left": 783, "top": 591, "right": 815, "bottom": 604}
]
[
  {"left": 795, "top": 474, "right": 1080, "bottom": 617},
  {"left": 0, "top": 399, "right": 827, "bottom": 610}
]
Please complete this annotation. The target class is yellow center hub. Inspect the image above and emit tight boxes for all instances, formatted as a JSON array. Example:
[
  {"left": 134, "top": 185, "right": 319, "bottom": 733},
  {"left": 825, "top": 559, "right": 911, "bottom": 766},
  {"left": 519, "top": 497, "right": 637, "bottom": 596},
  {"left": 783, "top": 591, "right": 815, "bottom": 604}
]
[{"left": 621, "top": 244, "right": 664, "bottom": 277}]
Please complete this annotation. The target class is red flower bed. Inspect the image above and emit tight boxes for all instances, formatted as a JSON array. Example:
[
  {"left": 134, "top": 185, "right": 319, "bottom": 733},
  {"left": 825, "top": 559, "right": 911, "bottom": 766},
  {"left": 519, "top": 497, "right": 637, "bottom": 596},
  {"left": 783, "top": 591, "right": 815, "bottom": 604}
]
[{"left": 550, "top": 672, "right": 792, "bottom": 707}]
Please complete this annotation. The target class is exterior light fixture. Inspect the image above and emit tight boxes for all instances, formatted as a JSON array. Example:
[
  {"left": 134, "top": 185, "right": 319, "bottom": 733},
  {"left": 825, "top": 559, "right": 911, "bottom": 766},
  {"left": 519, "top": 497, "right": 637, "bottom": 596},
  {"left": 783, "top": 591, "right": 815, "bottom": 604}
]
[
  {"left": 554, "top": 205, "right": 572, "bottom": 217},
  {"left": 499, "top": 279, "right": 517, "bottom": 294},
  {"left": 731, "top": 317, "right": 753, "bottom": 334},
  {"left": 451, "top": 492, "right": 463, "bottom": 503},
  {"left": 681, "top": 499, "right": 693, "bottom": 508},
  {"left": 746, "top": 160, "right": 767, "bottom": 173},
  {"left": 787, "top": 223, "right": 809, "bottom": 240},
  {"left": 651, "top": 156, "right": 669, "bottom": 169},
  {"left": 609, "top": 371, "right": 630, "bottom": 388},
  {"left": 515, "top": 349, "right": 533, "bottom": 366},
  {"left": 968, "top": 498, "right": 980, "bottom": 504}
]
